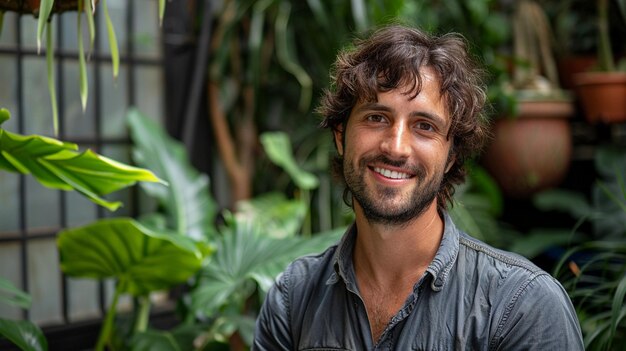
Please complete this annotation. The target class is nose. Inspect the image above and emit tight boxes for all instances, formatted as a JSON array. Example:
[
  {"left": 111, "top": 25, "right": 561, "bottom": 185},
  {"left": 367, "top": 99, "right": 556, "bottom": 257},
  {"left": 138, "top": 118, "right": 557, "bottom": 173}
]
[{"left": 380, "top": 121, "right": 411, "bottom": 159}]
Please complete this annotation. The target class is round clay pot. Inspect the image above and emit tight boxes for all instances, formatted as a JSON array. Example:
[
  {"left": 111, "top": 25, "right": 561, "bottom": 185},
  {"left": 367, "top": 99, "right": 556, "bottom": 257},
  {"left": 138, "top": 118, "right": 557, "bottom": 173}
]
[
  {"left": 482, "top": 99, "right": 574, "bottom": 198},
  {"left": 573, "top": 72, "right": 626, "bottom": 124}
]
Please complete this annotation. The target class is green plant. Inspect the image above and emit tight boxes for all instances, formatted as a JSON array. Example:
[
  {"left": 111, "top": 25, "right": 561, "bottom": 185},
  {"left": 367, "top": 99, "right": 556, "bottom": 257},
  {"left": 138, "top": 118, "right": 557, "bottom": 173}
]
[
  {"left": 596, "top": 0, "right": 626, "bottom": 71},
  {"left": 535, "top": 146, "right": 626, "bottom": 349},
  {"left": 0, "top": 277, "right": 47, "bottom": 351},
  {"left": 510, "top": 0, "right": 569, "bottom": 99},
  {"left": 124, "top": 109, "right": 345, "bottom": 350},
  {"left": 0, "top": 0, "right": 167, "bottom": 135},
  {"left": 58, "top": 218, "right": 211, "bottom": 351},
  {"left": 0, "top": 107, "right": 163, "bottom": 210},
  {"left": 0, "top": 105, "right": 165, "bottom": 350}
]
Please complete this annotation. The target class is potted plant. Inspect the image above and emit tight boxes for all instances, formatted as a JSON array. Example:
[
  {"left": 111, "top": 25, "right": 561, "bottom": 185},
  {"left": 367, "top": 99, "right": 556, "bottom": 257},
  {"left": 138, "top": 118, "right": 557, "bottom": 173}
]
[
  {"left": 482, "top": 0, "right": 574, "bottom": 198},
  {"left": 535, "top": 145, "right": 626, "bottom": 350},
  {"left": 572, "top": 0, "right": 626, "bottom": 124},
  {"left": 0, "top": 0, "right": 166, "bottom": 135}
]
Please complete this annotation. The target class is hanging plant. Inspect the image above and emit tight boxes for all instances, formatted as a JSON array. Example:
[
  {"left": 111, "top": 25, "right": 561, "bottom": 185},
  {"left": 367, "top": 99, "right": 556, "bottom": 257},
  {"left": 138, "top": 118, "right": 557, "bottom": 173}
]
[{"left": 0, "top": 0, "right": 167, "bottom": 135}]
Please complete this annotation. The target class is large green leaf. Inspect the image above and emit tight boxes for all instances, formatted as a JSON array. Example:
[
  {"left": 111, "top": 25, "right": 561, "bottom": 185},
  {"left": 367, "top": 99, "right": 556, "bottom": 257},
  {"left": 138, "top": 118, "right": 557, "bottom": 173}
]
[
  {"left": 191, "top": 213, "right": 344, "bottom": 317},
  {"left": 127, "top": 109, "right": 217, "bottom": 241},
  {"left": 235, "top": 192, "right": 306, "bottom": 239},
  {"left": 260, "top": 132, "right": 319, "bottom": 190},
  {"left": 0, "top": 108, "right": 164, "bottom": 211},
  {"left": 0, "top": 319, "right": 47, "bottom": 351},
  {"left": 130, "top": 324, "right": 205, "bottom": 351},
  {"left": 58, "top": 218, "right": 212, "bottom": 296}
]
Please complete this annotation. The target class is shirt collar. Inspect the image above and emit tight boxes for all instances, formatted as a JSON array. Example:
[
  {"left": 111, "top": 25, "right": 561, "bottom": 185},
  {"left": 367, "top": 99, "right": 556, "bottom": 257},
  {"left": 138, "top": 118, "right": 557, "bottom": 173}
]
[
  {"left": 328, "top": 222, "right": 358, "bottom": 286},
  {"left": 425, "top": 212, "right": 460, "bottom": 291},
  {"left": 329, "top": 213, "right": 460, "bottom": 292}
]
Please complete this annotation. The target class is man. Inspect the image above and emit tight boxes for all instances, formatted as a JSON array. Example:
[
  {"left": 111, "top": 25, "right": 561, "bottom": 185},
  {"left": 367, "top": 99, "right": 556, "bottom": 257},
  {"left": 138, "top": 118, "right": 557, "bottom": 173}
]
[{"left": 253, "top": 25, "right": 583, "bottom": 350}]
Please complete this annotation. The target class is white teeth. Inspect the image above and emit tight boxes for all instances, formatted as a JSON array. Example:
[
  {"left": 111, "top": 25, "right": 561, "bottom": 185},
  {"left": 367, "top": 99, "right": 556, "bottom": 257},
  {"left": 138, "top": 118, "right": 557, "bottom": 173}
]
[{"left": 374, "top": 167, "right": 411, "bottom": 179}]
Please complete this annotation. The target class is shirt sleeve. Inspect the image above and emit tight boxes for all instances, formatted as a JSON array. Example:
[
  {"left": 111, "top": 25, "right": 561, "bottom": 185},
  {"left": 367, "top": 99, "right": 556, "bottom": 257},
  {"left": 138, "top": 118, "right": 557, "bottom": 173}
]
[
  {"left": 491, "top": 273, "right": 584, "bottom": 351},
  {"left": 252, "top": 271, "right": 293, "bottom": 351}
]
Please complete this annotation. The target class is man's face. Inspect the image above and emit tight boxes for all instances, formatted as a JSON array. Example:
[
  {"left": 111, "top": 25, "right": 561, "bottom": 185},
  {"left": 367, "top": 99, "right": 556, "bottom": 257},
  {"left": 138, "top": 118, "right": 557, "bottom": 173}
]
[{"left": 334, "top": 67, "right": 454, "bottom": 225}]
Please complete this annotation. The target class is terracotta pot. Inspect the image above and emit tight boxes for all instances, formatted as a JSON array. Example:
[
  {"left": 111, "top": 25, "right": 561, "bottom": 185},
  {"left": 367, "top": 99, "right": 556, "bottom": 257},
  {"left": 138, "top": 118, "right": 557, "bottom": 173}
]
[
  {"left": 557, "top": 55, "right": 597, "bottom": 90},
  {"left": 0, "top": 0, "right": 81, "bottom": 16},
  {"left": 482, "top": 99, "right": 574, "bottom": 198},
  {"left": 573, "top": 72, "right": 626, "bottom": 124}
]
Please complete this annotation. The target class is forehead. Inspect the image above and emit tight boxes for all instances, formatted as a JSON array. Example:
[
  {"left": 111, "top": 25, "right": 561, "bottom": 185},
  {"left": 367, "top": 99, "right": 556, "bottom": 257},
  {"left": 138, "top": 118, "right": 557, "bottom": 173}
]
[{"left": 361, "top": 67, "right": 447, "bottom": 113}]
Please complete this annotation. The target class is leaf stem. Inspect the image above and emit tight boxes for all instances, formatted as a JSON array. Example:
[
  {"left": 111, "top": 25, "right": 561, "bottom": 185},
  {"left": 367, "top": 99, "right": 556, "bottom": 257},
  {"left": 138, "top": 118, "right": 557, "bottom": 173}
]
[
  {"left": 95, "top": 281, "right": 123, "bottom": 351},
  {"left": 134, "top": 295, "right": 151, "bottom": 333}
]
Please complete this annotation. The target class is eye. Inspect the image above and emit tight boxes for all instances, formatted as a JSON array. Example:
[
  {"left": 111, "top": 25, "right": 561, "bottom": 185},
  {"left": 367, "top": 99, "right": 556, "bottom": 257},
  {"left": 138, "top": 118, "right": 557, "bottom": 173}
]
[
  {"left": 415, "top": 121, "right": 434, "bottom": 132},
  {"left": 365, "top": 114, "right": 386, "bottom": 123}
]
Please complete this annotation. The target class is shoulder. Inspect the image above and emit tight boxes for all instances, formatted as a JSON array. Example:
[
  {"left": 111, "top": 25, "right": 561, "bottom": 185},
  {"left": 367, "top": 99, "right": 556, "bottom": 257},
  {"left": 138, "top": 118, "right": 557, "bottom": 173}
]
[
  {"left": 458, "top": 231, "right": 542, "bottom": 273},
  {"left": 453, "top": 231, "right": 583, "bottom": 349},
  {"left": 456, "top": 230, "right": 568, "bottom": 300},
  {"left": 253, "top": 243, "right": 340, "bottom": 350}
]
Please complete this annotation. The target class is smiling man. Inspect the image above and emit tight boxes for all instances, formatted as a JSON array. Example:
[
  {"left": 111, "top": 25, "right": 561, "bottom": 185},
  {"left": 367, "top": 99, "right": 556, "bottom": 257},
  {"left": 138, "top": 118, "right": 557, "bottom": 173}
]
[{"left": 252, "top": 25, "right": 584, "bottom": 350}]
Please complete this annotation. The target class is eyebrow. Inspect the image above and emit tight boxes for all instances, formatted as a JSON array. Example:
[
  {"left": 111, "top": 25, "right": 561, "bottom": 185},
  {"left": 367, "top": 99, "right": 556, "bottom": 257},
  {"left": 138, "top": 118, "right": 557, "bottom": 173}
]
[{"left": 354, "top": 102, "right": 448, "bottom": 128}]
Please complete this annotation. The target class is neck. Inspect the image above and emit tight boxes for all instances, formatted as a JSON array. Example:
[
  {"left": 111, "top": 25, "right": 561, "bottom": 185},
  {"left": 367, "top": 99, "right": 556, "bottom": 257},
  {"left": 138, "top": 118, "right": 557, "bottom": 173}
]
[{"left": 352, "top": 200, "right": 444, "bottom": 287}]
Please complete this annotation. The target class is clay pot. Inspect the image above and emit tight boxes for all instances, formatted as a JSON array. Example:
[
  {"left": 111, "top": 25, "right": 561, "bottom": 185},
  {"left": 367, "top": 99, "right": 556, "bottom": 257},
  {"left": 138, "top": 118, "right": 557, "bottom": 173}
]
[
  {"left": 0, "top": 0, "right": 81, "bottom": 16},
  {"left": 573, "top": 72, "right": 626, "bottom": 124},
  {"left": 557, "top": 55, "right": 597, "bottom": 91},
  {"left": 482, "top": 99, "right": 574, "bottom": 198}
]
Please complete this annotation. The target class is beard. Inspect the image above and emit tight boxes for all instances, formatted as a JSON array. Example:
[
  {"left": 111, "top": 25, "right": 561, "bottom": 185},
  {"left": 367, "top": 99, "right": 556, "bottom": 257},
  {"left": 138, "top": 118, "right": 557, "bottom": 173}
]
[{"left": 343, "top": 154, "right": 443, "bottom": 226}]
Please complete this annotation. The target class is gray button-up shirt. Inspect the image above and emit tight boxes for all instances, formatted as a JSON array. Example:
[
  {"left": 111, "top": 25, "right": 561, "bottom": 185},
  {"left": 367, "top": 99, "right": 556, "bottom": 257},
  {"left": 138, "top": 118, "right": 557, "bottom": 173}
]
[{"left": 253, "top": 214, "right": 584, "bottom": 350}]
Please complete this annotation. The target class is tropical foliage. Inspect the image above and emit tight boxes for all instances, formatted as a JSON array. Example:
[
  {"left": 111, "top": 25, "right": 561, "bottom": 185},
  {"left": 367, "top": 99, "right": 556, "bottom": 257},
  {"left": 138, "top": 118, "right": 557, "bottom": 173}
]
[
  {"left": 0, "top": 104, "right": 163, "bottom": 351},
  {"left": 536, "top": 146, "right": 626, "bottom": 350},
  {"left": 0, "top": 278, "right": 46, "bottom": 351},
  {"left": 0, "top": 108, "right": 163, "bottom": 211},
  {"left": 127, "top": 109, "right": 344, "bottom": 350}
]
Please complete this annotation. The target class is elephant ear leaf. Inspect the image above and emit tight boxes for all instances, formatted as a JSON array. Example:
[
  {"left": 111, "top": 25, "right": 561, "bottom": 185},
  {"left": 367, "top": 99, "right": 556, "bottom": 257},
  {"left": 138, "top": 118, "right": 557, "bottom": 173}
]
[
  {"left": 127, "top": 108, "right": 217, "bottom": 240},
  {"left": 0, "top": 108, "right": 164, "bottom": 211},
  {"left": 58, "top": 218, "right": 211, "bottom": 296},
  {"left": 0, "top": 319, "right": 47, "bottom": 351}
]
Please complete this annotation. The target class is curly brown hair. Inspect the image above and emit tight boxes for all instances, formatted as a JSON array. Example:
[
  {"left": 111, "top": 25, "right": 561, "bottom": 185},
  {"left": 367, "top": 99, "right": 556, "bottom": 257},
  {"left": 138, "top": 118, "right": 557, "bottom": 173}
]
[{"left": 317, "top": 25, "right": 490, "bottom": 213}]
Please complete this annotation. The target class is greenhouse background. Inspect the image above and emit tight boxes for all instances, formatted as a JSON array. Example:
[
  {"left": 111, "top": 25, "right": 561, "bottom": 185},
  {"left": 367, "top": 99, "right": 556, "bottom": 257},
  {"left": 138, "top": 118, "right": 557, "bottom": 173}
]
[{"left": 0, "top": 0, "right": 625, "bottom": 350}]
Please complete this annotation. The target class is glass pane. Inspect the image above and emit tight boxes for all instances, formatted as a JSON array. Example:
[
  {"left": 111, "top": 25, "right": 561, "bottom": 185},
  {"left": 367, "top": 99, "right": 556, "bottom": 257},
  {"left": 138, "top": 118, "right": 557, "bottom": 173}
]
[
  {"left": 65, "top": 190, "right": 98, "bottom": 228},
  {"left": 25, "top": 176, "right": 60, "bottom": 233},
  {"left": 133, "top": 0, "right": 160, "bottom": 57},
  {"left": 59, "top": 11, "right": 79, "bottom": 52},
  {"left": 19, "top": 14, "right": 39, "bottom": 49},
  {"left": 0, "top": 56, "right": 18, "bottom": 126},
  {"left": 134, "top": 65, "right": 164, "bottom": 125},
  {"left": 0, "top": 12, "right": 17, "bottom": 46},
  {"left": 67, "top": 278, "right": 100, "bottom": 322},
  {"left": 28, "top": 239, "right": 62, "bottom": 325},
  {"left": 0, "top": 172, "right": 20, "bottom": 233},
  {"left": 101, "top": 65, "right": 128, "bottom": 138},
  {"left": 22, "top": 57, "right": 55, "bottom": 135},
  {"left": 0, "top": 243, "right": 22, "bottom": 320},
  {"left": 62, "top": 59, "right": 96, "bottom": 138}
]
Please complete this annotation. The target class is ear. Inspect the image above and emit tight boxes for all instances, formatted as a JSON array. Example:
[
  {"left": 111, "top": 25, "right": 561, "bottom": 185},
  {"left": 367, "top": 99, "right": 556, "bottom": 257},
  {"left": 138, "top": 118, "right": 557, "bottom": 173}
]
[{"left": 333, "top": 126, "right": 344, "bottom": 156}]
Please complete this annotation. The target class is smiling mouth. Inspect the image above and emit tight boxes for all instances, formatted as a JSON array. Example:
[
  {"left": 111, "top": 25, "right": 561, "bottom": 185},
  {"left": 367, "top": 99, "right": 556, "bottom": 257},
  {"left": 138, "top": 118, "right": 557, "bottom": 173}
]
[{"left": 373, "top": 167, "right": 413, "bottom": 180}]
